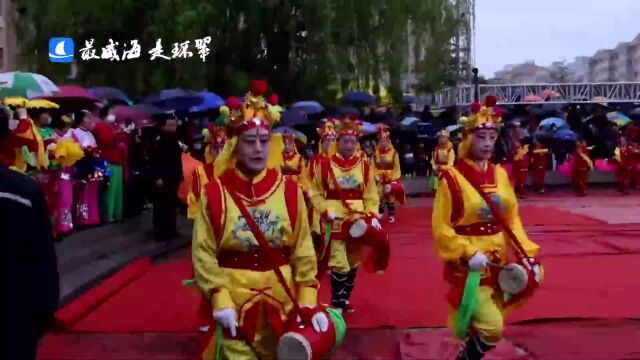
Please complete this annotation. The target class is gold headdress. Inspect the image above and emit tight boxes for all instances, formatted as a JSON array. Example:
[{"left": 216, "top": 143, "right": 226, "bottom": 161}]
[
  {"left": 337, "top": 114, "right": 363, "bottom": 138},
  {"left": 458, "top": 95, "right": 504, "bottom": 159},
  {"left": 213, "top": 80, "right": 284, "bottom": 177},
  {"left": 318, "top": 118, "right": 337, "bottom": 155},
  {"left": 437, "top": 129, "right": 450, "bottom": 138}
]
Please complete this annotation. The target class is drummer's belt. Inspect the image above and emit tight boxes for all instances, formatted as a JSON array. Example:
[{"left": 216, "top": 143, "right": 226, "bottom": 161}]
[
  {"left": 456, "top": 333, "right": 497, "bottom": 360},
  {"left": 218, "top": 248, "right": 290, "bottom": 271},
  {"left": 454, "top": 222, "right": 500, "bottom": 236}
]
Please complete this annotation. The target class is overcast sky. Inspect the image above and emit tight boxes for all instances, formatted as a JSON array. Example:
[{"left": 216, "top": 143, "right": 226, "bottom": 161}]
[{"left": 475, "top": 0, "right": 640, "bottom": 77}]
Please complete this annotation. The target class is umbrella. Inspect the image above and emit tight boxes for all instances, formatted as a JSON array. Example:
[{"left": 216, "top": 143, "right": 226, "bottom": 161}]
[
  {"left": 190, "top": 92, "right": 224, "bottom": 113},
  {"left": 88, "top": 86, "right": 132, "bottom": 104},
  {"left": 144, "top": 88, "right": 204, "bottom": 111},
  {"left": 400, "top": 116, "right": 419, "bottom": 127},
  {"left": 554, "top": 129, "right": 577, "bottom": 142},
  {"left": 342, "top": 91, "right": 376, "bottom": 105},
  {"left": 291, "top": 101, "right": 324, "bottom": 114},
  {"left": 538, "top": 117, "right": 568, "bottom": 132},
  {"left": 607, "top": 111, "right": 631, "bottom": 127},
  {"left": 338, "top": 106, "right": 360, "bottom": 116},
  {"left": 417, "top": 123, "right": 437, "bottom": 137},
  {"left": 446, "top": 124, "right": 463, "bottom": 133},
  {"left": 26, "top": 99, "right": 60, "bottom": 109},
  {"left": 360, "top": 121, "right": 377, "bottom": 135},
  {"left": 402, "top": 94, "right": 416, "bottom": 104},
  {"left": 112, "top": 104, "right": 165, "bottom": 128},
  {"left": 273, "top": 127, "right": 307, "bottom": 144},
  {"left": 0, "top": 71, "right": 59, "bottom": 98},
  {"left": 524, "top": 94, "right": 543, "bottom": 102},
  {"left": 281, "top": 109, "right": 309, "bottom": 126},
  {"left": 39, "top": 85, "right": 98, "bottom": 109}
]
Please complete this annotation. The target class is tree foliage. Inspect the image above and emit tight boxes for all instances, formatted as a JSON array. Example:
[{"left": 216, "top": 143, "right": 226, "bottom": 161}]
[{"left": 15, "top": 0, "right": 461, "bottom": 103}]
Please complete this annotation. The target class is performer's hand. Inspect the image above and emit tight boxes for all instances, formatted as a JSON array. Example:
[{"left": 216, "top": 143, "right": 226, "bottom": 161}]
[
  {"left": 212, "top": 308, "right": 238, "bottom": 337},
  {"left": 468, "top": 252, "right": 488, "bottom": 271},
  {"left": 522, "top": 257, "right": 542, "bottom": 282},
  {"left": 375, "top": 175, "right": 381, "bottom": 182},
  {"left": 383, "top": 184, "right": 391, "bottom": 194},
  {"left": 327, "top": 211, "right": 340, "bottom": 221},
  {"left": 299, "top": 305, "right": 329, "bottom": 333},
  {"left": 371, "top": 218, "right": 382, "bottom": 230}
]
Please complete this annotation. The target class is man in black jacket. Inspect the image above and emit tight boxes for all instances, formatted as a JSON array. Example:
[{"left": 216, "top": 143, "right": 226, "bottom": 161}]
[
  {"left": 149, "top": 116, "right": 184, "bottom": 242},
  {"left": 0, "top": 106, "right": 60, "bottom": 360}
]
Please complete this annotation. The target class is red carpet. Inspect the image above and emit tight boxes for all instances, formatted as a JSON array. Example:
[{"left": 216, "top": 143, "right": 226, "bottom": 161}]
[
  {"left": 54, "top": 257, "right": 152, "bottom": 331},
  {"left": 66, "top": 204, "right": 640, "bottom": 334}
]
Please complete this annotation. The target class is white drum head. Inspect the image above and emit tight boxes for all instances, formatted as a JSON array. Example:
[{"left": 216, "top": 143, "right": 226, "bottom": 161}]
[
  {"left": 498, "top": 263, "right": 528, "bottom": 294},
  {"left": 383, "top": 184, "right": 391, "bottom": 194},
  {"left": 348, "top": 219, "right": 368, "bottom": 238},
  {"left": 278, "top": 332, "right": 312, "bottom": 360}
]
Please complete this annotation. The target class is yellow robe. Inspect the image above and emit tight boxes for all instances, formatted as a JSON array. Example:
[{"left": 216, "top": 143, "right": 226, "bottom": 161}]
[
  {"left": 431, "top": 143, "right": 456, "bottom": 191},
  {"left": 373, "top": 146, "right": 402, "bottom": 202},
  {"left": 432, "top": 159, "right": 539, "bottom": 342},
  {"left": 281, "top": 150, "right": 306, "bottom": 182},
  {"left": 192, "top": 168, "right": 318, "bottom": 359},
  {"left": 309, "top": 154, "right": 379, "bottom": 272},
  {"left": 187, "top": 162, "right": 215, "bottom": 219}
]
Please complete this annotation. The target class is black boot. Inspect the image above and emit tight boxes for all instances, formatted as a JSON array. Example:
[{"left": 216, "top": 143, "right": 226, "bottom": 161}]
[
  {"left": 455, "top": 333, "right": 497, "bottom": 360},
  {"left": 343, "top": 267, "right": 358, "bottom": 313},
  {"left": 378, "top": 204, "right": 385, "bottom": 219},
  {"left": 387, "top": 202, "right": 396, "bottom": 223},
  {"left": 330, "top": 270, "right": 348, "bottom": 310}
]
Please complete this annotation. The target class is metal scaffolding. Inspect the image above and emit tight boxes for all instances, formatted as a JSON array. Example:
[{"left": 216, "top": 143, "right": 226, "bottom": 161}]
[{"left": 434, "top": 82, "right": 640, "bottom": 106}]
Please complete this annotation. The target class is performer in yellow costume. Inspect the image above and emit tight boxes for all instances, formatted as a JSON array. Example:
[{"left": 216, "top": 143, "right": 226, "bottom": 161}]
[
  {"left": 281, "top": 130, "right": 306, "bottom": 180},
  {"left": 300, "top": 119, "right": 337, "bottom": 275},
  {"left": 192, "top": 80, "right": 328, "bottom": 360},
  {"left": 431, "top": 129, "right": 456, "bottom": 191},
  {"left": 308, "top": 116, "right": 380, "bottom": 313},
  {"left": 372, "top": 127, "right": 401, "bottom": 223},
  {"left": 187, "top": 122, "right": 227, "bottom": 220},
  {"left": 431, "top": 96, "right": 542, "bottom": 360}
]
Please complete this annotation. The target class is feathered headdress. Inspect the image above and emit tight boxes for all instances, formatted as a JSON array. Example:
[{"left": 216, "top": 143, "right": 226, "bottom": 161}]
[
  {"left": 337, "top": 114, "right": 363, "bottom": 138},
  {"left": 213, "top": 80, "right": 284, "bottom": 177}
]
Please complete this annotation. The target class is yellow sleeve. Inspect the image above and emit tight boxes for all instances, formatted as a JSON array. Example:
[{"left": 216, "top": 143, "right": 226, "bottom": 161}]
[
  {"left": 431, "top": 173, "right": 478, "bottom": 261},
  {"left": 614, "top": 147, "right": 621, "bottom": 162},
  {"left": 430, "top": 150, "right": 436, "bottom": 170},
  {"left": 363, "top": 162, "right": 380, "bottom": 215},
  {"left": 447, "top": 149, "right": 455, "bottom": 167},
  {"left": 187, "top": 192, "right": 198, "bottom": 219},
  {"left": 192, "top": 188, "right": 235, "bottom": 311},
  {"left": 496, "top": 167, "right": 539, "bottom": 257},
  {"left": 390, "top": 151, "right": 402, "bottom": 181},
  {"left": 309, "top": 161, "right": 329, "bottom": 215},
  {"left": 290, "top": 186, "right": 319, "bottom": 305}
]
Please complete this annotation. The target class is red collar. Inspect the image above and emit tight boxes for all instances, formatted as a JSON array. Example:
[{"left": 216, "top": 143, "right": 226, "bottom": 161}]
[
  {"left": 456, "top": 159, "right": 497, "bottom": 189},
  {"left": 331, "top": 153, "right": 360, "bottom": 170},
  {"left": 283, "top": 151, "right": 299, "bottom": 162},
  {"left": 220, "top": 167, "right": 281, "bottom": 203}
]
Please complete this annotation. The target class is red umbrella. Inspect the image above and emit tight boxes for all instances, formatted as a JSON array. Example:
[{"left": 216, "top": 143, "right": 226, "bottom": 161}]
[
  {"left": 111, "top": 104, "right": 164, "bottom": 128},
  {"left": 39, "top": 85, "right": 99, "bottom": 110}
]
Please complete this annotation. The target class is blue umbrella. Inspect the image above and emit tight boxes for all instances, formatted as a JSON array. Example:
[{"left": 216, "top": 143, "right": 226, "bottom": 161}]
[
  {"left": 88, "top": 86, "right": 133, "bottom": 105},
  {"left": 445, "top": 124, "right": 463, "bottom": 133},
  {"left": 402, "top": 94, "right": 417, "bottom": 104},
  {"left": 538, "top": 117, "right": 568, "bottom": 132},
  {"left": 144, "top": 88, "right": 204, "bottom": 111},
  {"left": 554, "top": 129, "right": 577, "bottom": 142},
  {"left": 342, "top": 91, "right": 376, "bottom": 105},
  {"left": 281, "top": 109, "right": 309, "bottom": 126},
  {"left": 190, "top": 92, "right": 224, "bottom": 112},
  {"left": 360, "top": 121, "right": 377, "bottom": 135},
  {"left": 291, "top": 101, "right": 324, "bottom": 114},
  {"left": 417, "top": 123, "right": 437, "bottom": 137},
  {"left": 400, "top": 116, "right": 420, "bottom": 127}
]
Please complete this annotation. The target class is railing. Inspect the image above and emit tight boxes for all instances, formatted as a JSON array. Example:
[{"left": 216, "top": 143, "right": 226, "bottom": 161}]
[{"left": 434, "top": 82, "right": 640, "bottom": 106}]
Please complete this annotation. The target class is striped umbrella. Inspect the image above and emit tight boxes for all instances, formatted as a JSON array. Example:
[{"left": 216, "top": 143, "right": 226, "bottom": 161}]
[
  {"left": 0, "top": 71, "right": 59, "bottom": 98},
  {"left": 607, "top": 111, "right": 631, "bottom": 127}
]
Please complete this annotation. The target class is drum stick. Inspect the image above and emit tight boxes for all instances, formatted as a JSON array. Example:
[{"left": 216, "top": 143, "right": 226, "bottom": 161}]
[{"left": 487, "top": 262, "right": 508, "bottom": 270}]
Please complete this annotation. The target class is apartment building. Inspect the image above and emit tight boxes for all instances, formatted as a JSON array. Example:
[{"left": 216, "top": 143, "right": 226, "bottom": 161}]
[
  {"left": 0, "top": 0, "right": 17, "bottom": 72},
  {"left": 493, "top": 61, "right": 551, "bottom": 84}
]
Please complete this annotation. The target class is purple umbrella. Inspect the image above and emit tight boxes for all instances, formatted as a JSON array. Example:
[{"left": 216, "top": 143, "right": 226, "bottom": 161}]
[
  {"left": 342, "top": 91, "right": 376, "bottom": 105},
  {"left": 39, "top": 85, "right": 98, "bottom": 110},
  {"left": 112, "top": 104, "right": 165, "bottom": 128},
  {"left": 144, "top": 88, "right": 204, "bottom": 111}
]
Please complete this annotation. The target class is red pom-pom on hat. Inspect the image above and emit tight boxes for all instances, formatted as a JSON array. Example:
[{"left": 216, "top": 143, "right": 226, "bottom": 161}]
[
  {"left": 470, "top": 102, "right": 481, "bottom": 113},
  {"left": 494, "top": 107, "right": 504, "bottom": 117},
  {"left": 268, "top": 93, "right": 279, "bottom": 105},
  {"left": 348, "top": 113, "right": 357, "bottom": 121},
  {"left": 226, "top": 96, "right": 241, "bottom": 110},
  {"left": 485, "top": 95, "right": 497, "bottom": 107},
  {"left": 250, "top": 80, "right": 268, "bottom": 96}
]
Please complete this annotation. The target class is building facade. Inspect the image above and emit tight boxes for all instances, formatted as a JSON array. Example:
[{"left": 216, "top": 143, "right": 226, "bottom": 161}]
[{"left": 0, "top": 0, "right": 17, "bottom": 72}]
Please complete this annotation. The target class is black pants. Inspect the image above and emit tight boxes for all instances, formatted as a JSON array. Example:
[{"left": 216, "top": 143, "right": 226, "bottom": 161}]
[{"left": 153, "top": 184, "right": 178, "bottom": 241}]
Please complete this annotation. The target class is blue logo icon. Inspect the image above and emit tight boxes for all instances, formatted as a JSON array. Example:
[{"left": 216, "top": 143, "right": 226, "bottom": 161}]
[{"left": 49, "top": 38, "right": 74, "bottom": 63}]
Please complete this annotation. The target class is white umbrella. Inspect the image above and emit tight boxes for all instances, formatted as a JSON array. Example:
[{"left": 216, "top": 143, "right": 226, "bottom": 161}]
[{"left": 0, "top": 72, "right": 59, "bottom": 98}]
